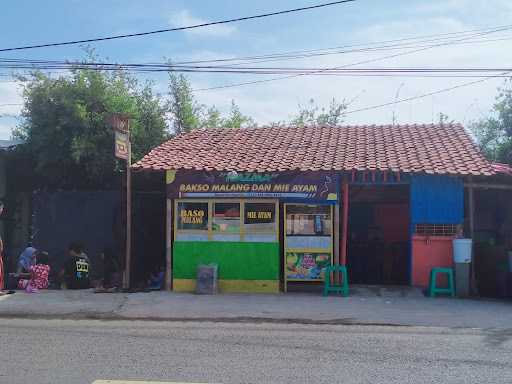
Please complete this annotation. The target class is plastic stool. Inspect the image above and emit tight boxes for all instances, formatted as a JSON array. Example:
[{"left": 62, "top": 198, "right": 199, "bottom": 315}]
[
  {"left": 429, "top": 267, "right": 455, "bottom": 297},
  {"left": 323, "top": 265, "right": 349, "bottom": 297}
]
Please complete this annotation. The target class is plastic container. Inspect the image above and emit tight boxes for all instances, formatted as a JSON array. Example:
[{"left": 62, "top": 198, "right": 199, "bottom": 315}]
[
  {"left": 196, "top": 264, "right": 218, "bottom": 294},
  {"left": 453, "top": 238, "right": 472, "bottom": 263}
]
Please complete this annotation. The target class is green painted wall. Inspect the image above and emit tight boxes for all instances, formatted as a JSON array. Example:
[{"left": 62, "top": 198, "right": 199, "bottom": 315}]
[{"left": 173, "top": 241, "right": 280, "bottom": 280}]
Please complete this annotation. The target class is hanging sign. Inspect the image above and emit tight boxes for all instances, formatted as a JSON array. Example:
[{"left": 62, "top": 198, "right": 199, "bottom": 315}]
[
  {"left": 114, "top": 130, "right": 129, "bottom": 160},
  {"left": 166, "top": 170, "right": 338, "bottom": 201}
]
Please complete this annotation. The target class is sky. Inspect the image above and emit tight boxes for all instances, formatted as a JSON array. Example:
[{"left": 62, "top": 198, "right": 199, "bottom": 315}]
[{"left": 1, "top": 0, "right": 512, "bottom": 139}]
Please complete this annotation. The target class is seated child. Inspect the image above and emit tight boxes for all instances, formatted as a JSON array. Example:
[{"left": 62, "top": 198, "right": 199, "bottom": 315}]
[
  {"left": 147, "top": 267, "right": 164, "bottom": 290},
  {"left": 18, "top": 251, "right": 50, "bottom": 293}
]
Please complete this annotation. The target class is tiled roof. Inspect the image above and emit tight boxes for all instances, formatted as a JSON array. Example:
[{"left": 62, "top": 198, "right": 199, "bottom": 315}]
[
  {"left": 492, "top": 162, "right": 512, "bottom": 176},
  {"left": 134, "top": 123, "right": 494, "bottom": 176}
]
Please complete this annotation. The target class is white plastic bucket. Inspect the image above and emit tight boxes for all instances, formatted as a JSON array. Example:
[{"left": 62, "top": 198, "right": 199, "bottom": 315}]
[{"left": 453, "top": 238, "right": 472, "bottom": 263}]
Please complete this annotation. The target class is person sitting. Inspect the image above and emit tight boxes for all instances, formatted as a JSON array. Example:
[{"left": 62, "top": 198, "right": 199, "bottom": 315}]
[
  {"left": 60, "top": 243, "right": 90, "bottom": 290},
  {"left": 98, "top": 246, "right": 120, "bottom": 291},
  {"left": 17, "top": 245, "right": 37, "bottom": 274},
  {"left": 147, "top": 266, "right": 165, "bottom": 290},
  {"left": 18, "top": 251, "right": 50, "bottom": 293}
]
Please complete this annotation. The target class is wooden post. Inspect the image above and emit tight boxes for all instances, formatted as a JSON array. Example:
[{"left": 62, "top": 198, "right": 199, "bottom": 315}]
[
  {"left": 468, "top": 179, "right": 476, "bottom": 295},
  {"left": 341, "top": 181, "right": 349, "bottom": 266},
  {"left": 110, "top": 113, "right": 132, "bottom": 290},
  {"left": 124, "top": 138, "right": 132, "bottom": 289}
]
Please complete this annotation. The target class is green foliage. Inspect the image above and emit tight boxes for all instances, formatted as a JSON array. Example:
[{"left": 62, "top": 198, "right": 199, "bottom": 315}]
[
  {"left": 201, "top": 106, "right": 223, "bottom": 128},
  {"left": 167, "top": 74, "right": 254, "bottom": 131},
  {"left": 471, "top": 79, "right": 512, "bottom": 163},
  {"left": 167, "top": 72, "right": 202, "bottom": 134},
  {"left": 221, "top": 100, "right": 255, "bottom": 129},
  {"left": 291, "top": 98, "right": 346, "bottom": 127},
  {"left": 438, "top": 112, "right": 454, "bottom": 125},
  {"left": 14, "top": 60, "right": 168, "bottom": 189}
]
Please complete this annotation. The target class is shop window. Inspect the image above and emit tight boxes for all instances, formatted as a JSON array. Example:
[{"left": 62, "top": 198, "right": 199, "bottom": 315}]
[
  {"left": 284, "top": 204, "right": 333, "bottom": 287},
  {"left": 285, "top": 204, "right": 332, "bottom": 249},
  {"left": 212, "top": 202, "right": 241, "bottom": 241},
  {"left": 244, "top": 202, "right": 277, "bottom": 242},
  {"left": 176, "top": 201, "right": 209, "bottom": 241}
]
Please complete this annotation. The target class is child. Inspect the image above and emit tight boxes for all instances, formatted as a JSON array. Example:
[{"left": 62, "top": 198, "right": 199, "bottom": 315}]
[
  {"left": 147, "top": 267, "right": 164, "bottom": 290},
  {"left": 18, "top": 251, "right": 50, "bottom": 293}
]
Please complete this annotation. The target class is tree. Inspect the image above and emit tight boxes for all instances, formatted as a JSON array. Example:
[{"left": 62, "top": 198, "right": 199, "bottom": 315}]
[
  {"left": 221, "top": 100, "right": 255, "bottom": 129},
  {"left": 201, "top": 106, "right": 223, "bottom": 128},
  {"left": 438, "top": 112, "right": 454, "bottom": 125},
  {"left": 291, "top": 98, "right": 346, "bottom": 127},
  {"left": 167, "top": 73, "right": 255, "bottom": 131},
  {"left": 14, "top": 62, "right": 168, "bottom": 189},
  {"left": 471, "top": 79, "right": 512, "bottom": 163},
  {"left": 167, "top": 72, "right": 202, "bottom": 134}
]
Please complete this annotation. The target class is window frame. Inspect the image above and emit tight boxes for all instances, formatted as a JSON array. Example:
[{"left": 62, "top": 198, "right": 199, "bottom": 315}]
[{"left": 174, "top": 199, "right": 279, "bottom": 242}]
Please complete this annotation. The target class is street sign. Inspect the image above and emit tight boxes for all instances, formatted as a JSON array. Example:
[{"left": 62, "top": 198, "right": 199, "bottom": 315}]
[
  {"left": 109, "top": 113, "right": 130, "bottom": 133},
  {"left": 115, "top": 130, "right": 129, "bottom": 160}
]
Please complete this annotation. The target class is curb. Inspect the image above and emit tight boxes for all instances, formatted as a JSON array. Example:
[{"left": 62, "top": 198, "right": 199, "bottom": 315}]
[{"left": 0, "top": 312, "right": 410, "bottom": 326}]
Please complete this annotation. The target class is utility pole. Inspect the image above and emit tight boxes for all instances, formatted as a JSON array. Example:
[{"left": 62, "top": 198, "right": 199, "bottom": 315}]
[{"left": 110, "top": 113, "right": 132, "bottom": 289}]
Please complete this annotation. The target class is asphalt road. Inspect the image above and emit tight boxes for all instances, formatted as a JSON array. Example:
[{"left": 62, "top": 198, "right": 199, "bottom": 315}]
[{"left": 1, "top": 319, "right": 511, "bottom": 384}]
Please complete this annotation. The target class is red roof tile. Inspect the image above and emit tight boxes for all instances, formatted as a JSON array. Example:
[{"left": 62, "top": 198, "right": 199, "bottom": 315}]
[
  {"left": 133, "top": 123, "right": 495, "bottom": 176},
  {"left": 492, "top": 162, "right": 512, "bottom": 176}
]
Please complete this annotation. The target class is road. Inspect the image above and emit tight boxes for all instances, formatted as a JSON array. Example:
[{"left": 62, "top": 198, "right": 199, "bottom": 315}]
[{"left": 1, "top": 319, "right": 511, "bottom": 384}]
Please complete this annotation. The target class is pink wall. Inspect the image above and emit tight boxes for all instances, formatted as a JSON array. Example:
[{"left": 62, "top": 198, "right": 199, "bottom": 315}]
[
  {"left": 411, "top": 235, "right": 454, "bottom": 287},
  {"left": 375, "top": 204, "right": 409, "bottom": 243}
]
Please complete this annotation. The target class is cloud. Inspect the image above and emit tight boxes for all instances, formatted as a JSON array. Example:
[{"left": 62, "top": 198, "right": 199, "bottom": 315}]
[
  {"left": 413, "top": 0, "right": 512, "bottom": 18},
  {"left": 0, "top": 82, "right": 23, "bottom": 139},
  {"left": 0, "top": 82, "right": 23, "bottom": 115},
  {"left": 169, "top": 10, "right": 236, "bottom": 38}
]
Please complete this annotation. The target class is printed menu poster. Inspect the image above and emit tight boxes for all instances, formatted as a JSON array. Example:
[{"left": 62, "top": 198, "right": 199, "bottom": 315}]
[{"left": 286, "top": 252, "right": 331, "bottom": 280}]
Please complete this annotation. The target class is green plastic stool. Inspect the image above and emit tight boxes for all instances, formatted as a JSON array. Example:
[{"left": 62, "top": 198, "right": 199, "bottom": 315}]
[
  {"left": 323, "top": 265, "right": 349, "bottom": 297},
  {"left": 429, "top": 267, "right": 455, "bottom": 297}
]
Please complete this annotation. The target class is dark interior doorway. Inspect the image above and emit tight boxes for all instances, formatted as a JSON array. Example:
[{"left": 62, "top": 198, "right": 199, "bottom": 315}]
[
  {"left": 471, "top": 188, "right": 512, "bottom": 298},
  {"left": 347, "top": 185, "right": 409, "bottom": 285},
  {"left": 131, "top": 191, "right": 166, "bottom": 288}
]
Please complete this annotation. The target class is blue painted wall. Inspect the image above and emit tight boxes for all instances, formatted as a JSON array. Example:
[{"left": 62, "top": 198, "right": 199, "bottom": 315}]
[{"left": 410, "top": 175, "right": 464, "bottom": 225}]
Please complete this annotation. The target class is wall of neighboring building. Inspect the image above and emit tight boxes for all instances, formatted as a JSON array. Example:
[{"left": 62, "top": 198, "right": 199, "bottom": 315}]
[
  {"left": 410, "top": 175, "right": 464, "bottom": 287},
  {"left": 472, "top": 187, "right": 512, "bottom": 297},
  {"left": 32, "top": 191, "right": 123, "bottom": 282}
]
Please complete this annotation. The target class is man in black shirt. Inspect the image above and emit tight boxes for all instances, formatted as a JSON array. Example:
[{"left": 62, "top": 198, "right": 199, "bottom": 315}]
[{"left": 60, "top": 243, "right": 90, "bottom": 289}]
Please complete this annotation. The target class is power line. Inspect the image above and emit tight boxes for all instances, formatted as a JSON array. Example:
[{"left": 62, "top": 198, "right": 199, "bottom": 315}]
[
  {"left": 0, "top": 24, "right": 510, "bottom": 82},
  {"left": 0, "top": 0, "right": 356, "bottom": 53},
  {"left": 3, "top": 28, "right": 508, "bottom": 71},
  {"left": 343, "top": 72, "right": 511, "bottom": 115},
  {"left": 192, "top": 25, "right": 512, "bottom": 91},
  {"left": 173, "top": 27, "right": 512, "bottom": 67},
  {"left": 1, "top": 56, "right": 511, "bottom": 73}
]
